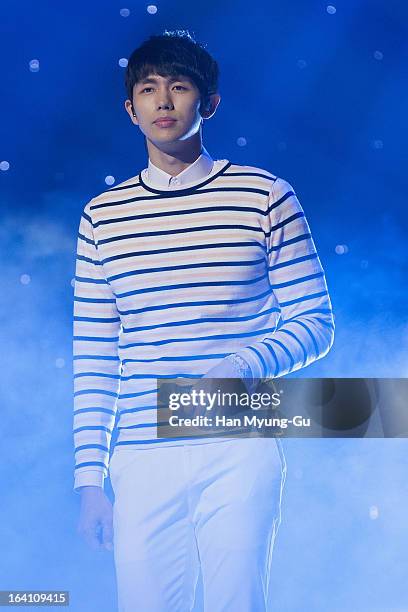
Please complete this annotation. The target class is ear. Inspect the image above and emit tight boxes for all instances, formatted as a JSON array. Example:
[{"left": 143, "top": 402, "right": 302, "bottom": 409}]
[
  {"left": 124, "top": 99, "right": 139, "bottom": 125},
  {"left": 201, "top": 93, "right": 221, "bottom": 120}
]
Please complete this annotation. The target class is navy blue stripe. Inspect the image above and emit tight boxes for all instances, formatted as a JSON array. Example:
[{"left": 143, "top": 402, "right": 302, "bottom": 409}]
[
  {"left": 311, "top": 316, "right": 335, "bottom": 329},
  {"left": 75, "top": 444, "right": 109, "bottom": 453},
  {"left": 268, "top": 234, "right": 311, "bottom": 254},
  {"left": 108, "top": 181, "right": 141, "bottom": 191},
  {"left": 119, "top": 406, "right": 157, "bottom": 415},
  {"left": 268, "top": 253, "right": 317, "bottom": 272},
  {"left": 75, "top": 276, "right": 109, "bottom": 285},
  {"left": 122, "top": 306, "right": 279, "bottom": 334},
  {"left": 266, "top": 212, "right": 304, "bottom": 235},
  {"left": 247, "top": 346, "right": 267, "bottom": 378},
  {"left": 119, "top": 325, "right": 279, "bottom": 350},
  {"left": 74, "top": 389, "right": 119, "bottom": 397},
  {"left": 74, "top": 296, "right": 115, "bottom": 304},
  {"left": 119, "top": 389, "right": 156, "bottom": 399},
  {"left": 73, "top": 355, "right": 120, "bottom": 361},
  {"left": 75, "top": 461, "right": 107, "bottom": 470},
  {"left": 117, "top": 289, "right": 273, "bottom": 317},
  {"left": 280, "top": 290, "right": 328, "bottom": 307},
  {"left": 98, "top": 223, "right": 263, "bottom": 245},
  {"left": 91, "top": 186, "right": 276, "bottom": 213},
  {"left": 93, "top": 198, "right": 265, "bottom": 214},
  {"left": 74, "top": 372, "right": 121, "bottom": 379},
  {"left": 108, "top": 258, "right": 265, "bottom": 282},
  {"left": 270, "top": 272, "right": 324, "bottom": 290},
  {"left": 266, "top": 190, "right": 294, "bottom": 214},
  {"left": 74, "top": 407, "right": 116, "bottom": 416},
  {"left": 138, "top": 161, "right": 232, "bottom": 195},
  {"left": 290, "top": 319, "right": 319, "bottom": 357},
  {"left": 261, "top": 341, "right": 279, "bottom": 376},
  {"left": 223, "top": 171, "right": 276, "bottom": 181},
  {"left": 145, "top": 185, "right": 271, "bottom": 197},
  {"left": 78, "top": 232, "right": 95, "bottom": 246},
  {"left": 121, "top": 353, "right": 229, "bottom": 364},
  {"left": 101, "top": 241, "right": 266, "bottom": 265},
  {"left": 77, "top": 254, "right": 101, "bottom": 265},
  {"left": 73, "top": 335, "right": 118, "bottom": 342},
  {"left": 74, "top": 316, "right": 121, "bottom": 323},
  {"left": 267, "top": 338, "right": 294, "bottom": 370},
  {"left": 286, "top": 308, "right": 332, "bottom": 319},
  {"left": 74, "top": 426, "right": 112, "bottom": 434},
  {"left": 115, "top": 273, "right": 268, "bottom": 300},
  {"left": 116, "top": 373, "right": 201, "bottom": 380},
  {"left": 280, "top": 329, "right": 308, "bottom": 364}
]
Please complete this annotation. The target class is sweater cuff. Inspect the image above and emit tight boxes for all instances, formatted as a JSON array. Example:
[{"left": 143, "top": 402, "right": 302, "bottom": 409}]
[
  {"left": 74, "top": 469, "right": 105, "bottom": 493},
  {"left": 233, "top": 346, "right": 266, "bottom": 381}
]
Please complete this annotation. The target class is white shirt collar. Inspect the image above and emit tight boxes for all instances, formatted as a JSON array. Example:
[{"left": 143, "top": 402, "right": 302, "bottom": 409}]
[{"left": 144, "top": 147, "right": 214, "bottom": 189}]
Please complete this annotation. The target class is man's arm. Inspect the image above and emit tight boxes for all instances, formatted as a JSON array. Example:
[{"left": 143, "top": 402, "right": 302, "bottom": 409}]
[
  {"left": 225, "top": 177, "right": 335, "bottom": 381},
  {"left": 73, "top": 201, "right": 121, "bottom": 492}
]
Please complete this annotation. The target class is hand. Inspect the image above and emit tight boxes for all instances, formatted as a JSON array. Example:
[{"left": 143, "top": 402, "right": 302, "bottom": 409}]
[
  {"left": 187, "top": 359, "right": 247, "bottom": 419},
  {"left": 202, "top": 359, "right": 239, "bottom": 380},
  {"left": 77, "top": 486, "right": 114, "bottom": 552}
]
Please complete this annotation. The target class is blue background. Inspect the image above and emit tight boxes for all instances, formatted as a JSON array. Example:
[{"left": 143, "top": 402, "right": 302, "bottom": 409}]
[{"left": 0, "top": 1, "right": 407, "bottom": 610}]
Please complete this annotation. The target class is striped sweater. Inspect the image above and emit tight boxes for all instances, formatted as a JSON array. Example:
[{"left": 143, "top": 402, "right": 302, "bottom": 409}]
[{"left": 73, "top": 159, "right": 335, "bottom": 489}]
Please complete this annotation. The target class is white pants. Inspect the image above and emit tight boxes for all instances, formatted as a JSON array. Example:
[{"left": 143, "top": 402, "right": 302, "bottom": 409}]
[{"left": 109, "top": 437, "right": 286, "bottom": 612}]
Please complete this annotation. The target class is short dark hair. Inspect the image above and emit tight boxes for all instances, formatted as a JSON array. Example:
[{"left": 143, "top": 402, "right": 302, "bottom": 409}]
[{"left": 125, "top": 30, "right": 219, "bottom": 114}]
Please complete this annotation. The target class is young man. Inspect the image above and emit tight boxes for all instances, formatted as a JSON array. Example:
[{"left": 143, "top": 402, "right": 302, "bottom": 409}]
[{"left": 74, "top": 31, "right": 334, "bottom": 611}]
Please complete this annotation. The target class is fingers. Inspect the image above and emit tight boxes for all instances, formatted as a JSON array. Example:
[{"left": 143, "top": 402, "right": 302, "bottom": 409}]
[
  {"left": 77, "top": 517, "right": 114, "bottom": 553},
  {"left": 102, "top": 520, "right": 114, "bottom": 551},
  {"left": 78, "top": 523, "right": 105, "bottom": 552}
]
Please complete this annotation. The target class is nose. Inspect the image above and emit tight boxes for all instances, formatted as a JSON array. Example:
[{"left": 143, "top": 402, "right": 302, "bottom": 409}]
[
  {"left": 157, "top": 87, "right": 174, "bottom": 110},
  {"left": 157, "top": 100, "right": 174, "bottom": 110}
]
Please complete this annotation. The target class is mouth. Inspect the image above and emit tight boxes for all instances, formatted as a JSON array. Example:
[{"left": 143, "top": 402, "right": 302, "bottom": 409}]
[{"left": 154, "top": 119, "right": 177, "bottom": 128}]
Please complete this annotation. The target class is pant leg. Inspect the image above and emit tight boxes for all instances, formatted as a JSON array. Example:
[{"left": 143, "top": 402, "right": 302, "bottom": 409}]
[
  {"left": 190, "top": 437, "right": 286, "bottom": 612},
  {"left": 109, "top": 446, "right": 200, "bottom": 612}
]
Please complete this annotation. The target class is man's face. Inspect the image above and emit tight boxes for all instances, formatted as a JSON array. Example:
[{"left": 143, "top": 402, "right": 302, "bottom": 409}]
[{"left": 125, "top": 73, "right": 205, "bottom": 148}]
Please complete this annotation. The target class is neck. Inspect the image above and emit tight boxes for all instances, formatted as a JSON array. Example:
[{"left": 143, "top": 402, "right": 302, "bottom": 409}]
[{"left": 146, "top": 131, "right": 203, "bottom": 177}]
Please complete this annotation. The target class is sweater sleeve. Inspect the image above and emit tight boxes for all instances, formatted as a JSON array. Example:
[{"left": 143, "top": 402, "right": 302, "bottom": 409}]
[
  {"left": 73, "top": 202, "right": 121, "bottom": 491},
  {"left": 234, "top": 177, "right": 335, "bottom": 380}
]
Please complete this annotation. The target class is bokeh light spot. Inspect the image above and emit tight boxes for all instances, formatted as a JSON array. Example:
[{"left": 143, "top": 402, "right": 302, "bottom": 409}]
[
  {"left": 29, "top": 59, "right": 40, "bottom": 72},
  {"left": 335, "top": 244, "right": 349, "bottom": 255},
  {"left": 20, "top": 274, "right": 31, "bottom": 285},
  {"left": 369, "top": 505, "right": 379, "bottom": 520}
]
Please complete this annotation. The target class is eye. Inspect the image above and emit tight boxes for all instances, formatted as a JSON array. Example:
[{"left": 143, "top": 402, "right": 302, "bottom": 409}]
[
  {"left": 173, "top": 85, "right": 187, "bottom": 91},
  {"left": 141, "top": 87, "right": 153, "bottom": 93}
]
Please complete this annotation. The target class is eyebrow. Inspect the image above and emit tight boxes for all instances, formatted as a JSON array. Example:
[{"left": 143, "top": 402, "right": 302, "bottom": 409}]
[{"left": 138, "top": 75, "right": 191, "bottom": 86}]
